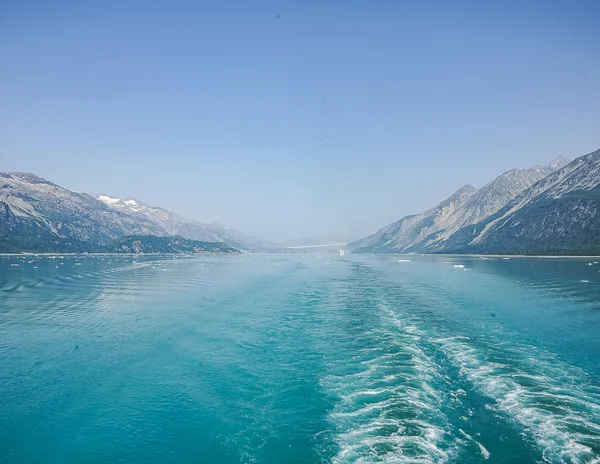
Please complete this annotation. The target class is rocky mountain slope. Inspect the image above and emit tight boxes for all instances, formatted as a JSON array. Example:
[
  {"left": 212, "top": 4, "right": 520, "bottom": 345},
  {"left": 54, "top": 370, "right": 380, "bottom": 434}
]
[
  {"left": 409, "top": 157, "right": 570, "bottom": 252},
  {"left": 0, "top": 172, "right": 271, "bottom": 252},
  {"left": 0, "top": 172, "right": 165, "bottom": 252},
  {"left": 441, "top": 149, "right": 600, "bottom": 254},
  {"left": 347, "top": 185, "right": 477, "bottom": 253},
  {"left": 96, "top": 194, "right": 277, "bottom": 251},
  {"left": 350, "top": 155, "right": 577, "bottom": 254}
]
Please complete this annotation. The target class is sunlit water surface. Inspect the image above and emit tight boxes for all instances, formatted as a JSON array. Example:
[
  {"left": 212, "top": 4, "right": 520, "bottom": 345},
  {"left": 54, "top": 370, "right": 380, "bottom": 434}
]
[{"left": 1, "top": 254, "right": 599, "bottom": 463}]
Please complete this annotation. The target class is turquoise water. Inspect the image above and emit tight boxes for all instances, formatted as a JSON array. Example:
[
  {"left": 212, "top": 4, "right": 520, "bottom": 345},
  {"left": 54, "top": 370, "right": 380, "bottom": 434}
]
[{"left": 1, "top": 254, "right": 599, "bottom": 463}]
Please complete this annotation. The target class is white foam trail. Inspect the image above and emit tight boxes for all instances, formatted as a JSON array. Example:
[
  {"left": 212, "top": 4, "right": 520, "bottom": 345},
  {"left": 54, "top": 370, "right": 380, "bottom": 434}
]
[
  {"left": 458, "top": 429, "right": 490, "bottom": 460},
  {"left": 433, "top": 336, "right": 600, "bottom": 463},
  {"left": 323, "top": 300, "right": 458, "bottom": 463}
]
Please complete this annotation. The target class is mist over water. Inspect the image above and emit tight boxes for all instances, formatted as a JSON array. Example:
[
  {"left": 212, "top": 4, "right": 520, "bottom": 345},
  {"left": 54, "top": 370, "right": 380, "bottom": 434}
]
[{"left": 1, "top": 254, "right": 599, "bottom": 463}]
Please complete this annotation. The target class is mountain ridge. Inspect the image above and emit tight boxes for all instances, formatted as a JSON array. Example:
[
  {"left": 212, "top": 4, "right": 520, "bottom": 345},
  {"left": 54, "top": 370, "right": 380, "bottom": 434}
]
[
  {"left": 95, "top": 194, "right": 278, "bottom": 251},
  {"left": 0, "top": 172, "right": 271, "bottom": 253},
  {"left": 349, "top": 153, "right": 598, "bottom": 255},
  {"left": 2, "top": 150, "right": 598, "bottom": 255},
  {"left": 346, "top": 184, "right": 477, "bottom": 253},
  {"left": 446, "top": 148, "right": 600, "bottom": 254}
]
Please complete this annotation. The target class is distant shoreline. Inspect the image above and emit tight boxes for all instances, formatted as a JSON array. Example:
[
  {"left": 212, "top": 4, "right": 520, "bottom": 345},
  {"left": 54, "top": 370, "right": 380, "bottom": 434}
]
[
  {"left": 359, "top": 253, "right": 600, "bottom": 259},
  {"left": 0, "top": 252, "right": 238, "bottom": 257},
  {"left": 1, "top": 252, "right": 599, "bottom": 259},
  {"left": 416, "top": 253, "right": 600, "bottom": 259}
]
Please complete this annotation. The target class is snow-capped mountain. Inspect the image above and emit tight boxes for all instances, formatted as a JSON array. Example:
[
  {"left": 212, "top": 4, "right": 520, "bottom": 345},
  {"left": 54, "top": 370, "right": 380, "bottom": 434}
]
[
  {"left": 0, "top": 172, "right": 166, "bottom": 252},
  {"left": 96, "top": 195, "right": 217, "bottom": 241},
  {"left": 0, "top": 172, "right": 273, "bottom": 252},
  {"left": 2, "top": 150, "right": 595, "bottom": 255},
  {"left": 350, "top": 155, "right": 573, "bottom": 254},
  {"left": 96, "top": 194, "right": 277, "bottom": 251}
]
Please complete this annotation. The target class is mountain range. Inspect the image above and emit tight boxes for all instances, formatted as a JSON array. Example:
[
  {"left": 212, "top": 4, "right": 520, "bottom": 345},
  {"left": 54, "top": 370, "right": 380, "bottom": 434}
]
[
  {"left": 95, "top": 194, "right": 277, "bottom": 251},
  {"left": 0, "top": 172, "right": 272, "bottom": 253},
  {"left": 349, "top": 150, "right": 600, "bottom": 255},
  {"left": 2, "top": 148, "right": 599, "bottom": 255}
]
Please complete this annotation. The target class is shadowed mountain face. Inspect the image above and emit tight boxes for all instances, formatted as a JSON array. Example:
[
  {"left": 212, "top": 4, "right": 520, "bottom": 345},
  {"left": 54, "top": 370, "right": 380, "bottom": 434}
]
[
  {"left": 349, "top": 153, "right": 597, "bottom": 255},
  {"left": 444, "top": 149, "right": 600, "bottom": 255},
  {"left": 411, "top": 161, "right": 567, "bottom": 252}
]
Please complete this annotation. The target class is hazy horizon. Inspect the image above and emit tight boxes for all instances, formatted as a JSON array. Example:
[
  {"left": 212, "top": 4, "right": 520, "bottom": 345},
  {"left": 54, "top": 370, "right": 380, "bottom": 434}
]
[
  {"left": 1, "top": 1, "right": 599, "bottom": 242},
  {"left": 0, "top": 150, "right": 588, "bottom": 244}
]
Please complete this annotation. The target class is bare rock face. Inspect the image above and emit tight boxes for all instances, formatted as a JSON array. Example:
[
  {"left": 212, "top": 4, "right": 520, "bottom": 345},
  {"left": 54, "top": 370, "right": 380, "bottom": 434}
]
[
  {"left": 0, "top": 172, "right": 273, "bottom": 252},
  {"left": 0, "top": 172, "right": 165, "bottom": 252},
  {"left": 349, "top": 151, "right": 600, "bottom": 256},
  {"left": 347, "top": 184, "right": 477, "bottom": 253},
  {"left": 95, "top": 195, "right": 276, "bottom": 251},
  {"left": 450, "top": 149, "right": 600, "bottom": 255}
]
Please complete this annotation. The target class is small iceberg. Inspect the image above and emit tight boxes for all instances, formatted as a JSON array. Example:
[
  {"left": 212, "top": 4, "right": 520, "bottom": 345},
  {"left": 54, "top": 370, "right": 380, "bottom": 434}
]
[
  {"left": 454, "top": 264, "right": 465, "bottom": 268},
  {"left": 398, "top": 259, "right": 411, "bottom": 262}
]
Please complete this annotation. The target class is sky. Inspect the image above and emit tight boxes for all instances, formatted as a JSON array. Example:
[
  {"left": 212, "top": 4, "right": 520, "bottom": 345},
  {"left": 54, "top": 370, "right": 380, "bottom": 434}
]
[{"left": 0, "top": 1, "right": 599, "bottom": 242}]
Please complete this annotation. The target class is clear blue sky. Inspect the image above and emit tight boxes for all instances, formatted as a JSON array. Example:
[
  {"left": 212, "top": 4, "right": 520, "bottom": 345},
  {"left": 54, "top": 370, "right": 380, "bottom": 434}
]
[{"left": 1, "top": 1, "right": 599, "bottom": 241}]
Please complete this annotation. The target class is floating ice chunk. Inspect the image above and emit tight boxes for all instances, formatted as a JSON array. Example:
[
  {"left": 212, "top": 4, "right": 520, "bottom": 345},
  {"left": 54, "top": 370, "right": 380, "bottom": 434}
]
[
  {"left": 398, "top": 259, "right": 411, "bottom": 262},
  {"left": 454, "top": 264, "right": 465, "bottom": 268}
]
